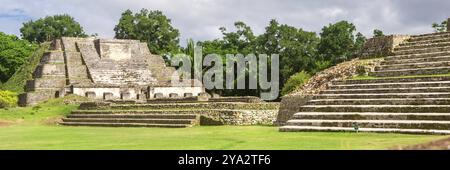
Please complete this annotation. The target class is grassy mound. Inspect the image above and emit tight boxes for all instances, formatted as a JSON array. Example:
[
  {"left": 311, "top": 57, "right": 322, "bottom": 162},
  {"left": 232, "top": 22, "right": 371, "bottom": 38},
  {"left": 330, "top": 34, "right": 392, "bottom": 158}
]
[
  {"left": 0, "top": 94, "right": 88, "bottom": 124},
  {"left": 0, "top": 43, "right": 50, "bottom": 93}
]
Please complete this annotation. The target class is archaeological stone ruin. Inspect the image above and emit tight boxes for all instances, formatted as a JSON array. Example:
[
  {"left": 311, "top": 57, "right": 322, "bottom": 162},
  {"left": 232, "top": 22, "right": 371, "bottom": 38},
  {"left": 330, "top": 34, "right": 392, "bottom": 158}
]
[
  {"left": 19, "top": 37, "right": 204, "bottom": 106},
  {"left": 278, "top": 25, "right": 450, "bottom": 135},
  {"left": 18, "top": 37, "right": 278, "bottom": 128}
]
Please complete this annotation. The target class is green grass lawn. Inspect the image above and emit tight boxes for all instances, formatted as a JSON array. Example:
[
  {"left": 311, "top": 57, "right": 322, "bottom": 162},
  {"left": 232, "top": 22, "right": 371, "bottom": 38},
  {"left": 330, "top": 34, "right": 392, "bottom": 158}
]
[
  {"left": 0, "top": 124, "right": 446, "bottom": 150},
  {"left": 0, "top": 97, "right": 447, "bottom": 150}
]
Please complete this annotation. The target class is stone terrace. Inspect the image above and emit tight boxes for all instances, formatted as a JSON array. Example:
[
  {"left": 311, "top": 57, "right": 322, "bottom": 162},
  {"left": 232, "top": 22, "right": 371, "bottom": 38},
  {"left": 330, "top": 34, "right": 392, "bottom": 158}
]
[
  {"left": 60, "top": 96, "right": 279, "bottom": 128},
  {"left": 19, "top": 37, "right": 203, "bottom": 106},
  {"left": 279, "top": 31, "right": 450, "bottom": 135}
]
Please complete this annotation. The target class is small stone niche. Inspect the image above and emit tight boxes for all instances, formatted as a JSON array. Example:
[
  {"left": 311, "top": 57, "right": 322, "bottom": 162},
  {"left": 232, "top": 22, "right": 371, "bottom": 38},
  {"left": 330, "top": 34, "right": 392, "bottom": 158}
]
[
  {"left": 137, "top": 94, "right": 146, "bottom": 100},
  {"left": 85, "top": 92, "right": 96, "bottom": 98},
  {"left": 103, "top": 92, "right": 114, "bottom": 100},
  {"left": 184, "top": 93, "right": 193, "bottom": 97},
  {"left": 154, "top": 93, "right": 164, "bottom": 98},
  {"left": 169, "top": 93, "right": 179, "bottom": 98},
  {"left": 120, "top": 92, "right": 131, "bottom": 100}
]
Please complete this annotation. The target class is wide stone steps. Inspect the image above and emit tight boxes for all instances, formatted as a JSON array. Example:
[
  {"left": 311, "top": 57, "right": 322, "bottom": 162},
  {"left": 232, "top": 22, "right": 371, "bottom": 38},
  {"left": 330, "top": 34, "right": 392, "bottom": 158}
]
[
  {"left": 376, "top": 61, "right": 450, "bottom": 71},
  {"left": 108, "top": 103, "right": 279, "bottom": 110},
  {"left": 284, "top": 119, "right": 450, "bottom": 130},
  {"left": 62, "top": 118, "right": 196, "bottom": 124},
  {"left": 395, "top": 41, "right": 450, "bottom": 51},
  {"left": 369, "top": 67, "right": 450, "bottom": 77},
  {"left": 385, "top": 51, "right": 450, "bottom": 61},
  {"left": 280, "top": 32, "right": 450, "bottom": 135},
  {"left": 321, "top": 87, "right": 450, "bottom": 94},
  {"left": 313, "top": 93, "right": 450, "bottom": 99},
  {"left": 393, "top": 46, "right": 450, "bottom": 56},
  {"left": 60, "top": 122, "right": 191, "bottom": 128},
  {"left": 67, "top": 113, "right": 198, "bottom": 119},
  {"left": 279, "top": 126, "right": 450, "bottom": 135},
  {"left": 400, "top": 37, "right": 450, "bottom": 46},
  {"left": 409, "top": 32, "right": 450, "bottom": 42},
  {"left": 333, "top": 76, "right": 450, "bottom": 85},
  {"left": 330, "top": 81, "right": 450, "bottom": 89},
  {"left": 381, "top": 55, "right": 450, "bottom": 65},
  {"left": 291, "top": 112, "right": 450, "bottom": 121},
  {"left": 299, "top": 105, "right": 450, "bottom": 113},
  {"left": 307, "top": 98, "right": 450, "bottom": 105}
]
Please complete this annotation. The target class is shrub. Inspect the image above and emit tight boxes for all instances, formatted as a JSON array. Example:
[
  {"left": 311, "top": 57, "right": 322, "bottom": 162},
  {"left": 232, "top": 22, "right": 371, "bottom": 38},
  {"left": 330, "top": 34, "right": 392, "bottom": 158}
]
[
  {"left": 281, "top": 71, "right": 311, "bottom": 96},
  {"left": 0, "top": 90, "right": 18, "bottom": 108}
]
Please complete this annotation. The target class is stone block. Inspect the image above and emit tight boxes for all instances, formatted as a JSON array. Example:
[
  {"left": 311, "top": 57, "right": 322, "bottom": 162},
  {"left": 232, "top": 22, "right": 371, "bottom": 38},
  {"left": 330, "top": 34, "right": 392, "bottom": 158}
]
[
  {"left": 137, "top": 94, "right": 146, "bottom": 100},
  {"left": 79, "top": 102, "right": 111, "bottom": 110},
  {"left": 18, "top": 91, "right": 54, "bottom": 107},
  {"left": 358, "top": 35, "right": 410, "bottom": 59},
  {"left": 41, "top": 51, "right": 64, "bottom": 63},
  {"left": 197, "top": 92, "right": 210, "bottom": 102},
  {"left": 275, "top": 95, "right": 311, "bottom": 126},
  {"left": 448, "top": 18, "right": 450, "bottom": 32}
]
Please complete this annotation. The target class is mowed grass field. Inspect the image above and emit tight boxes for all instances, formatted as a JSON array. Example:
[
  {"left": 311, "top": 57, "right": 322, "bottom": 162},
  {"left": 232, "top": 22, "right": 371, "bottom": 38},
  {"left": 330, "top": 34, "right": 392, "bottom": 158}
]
[{"left": 0, "top": 97, "right": 446, "bottom": 150}]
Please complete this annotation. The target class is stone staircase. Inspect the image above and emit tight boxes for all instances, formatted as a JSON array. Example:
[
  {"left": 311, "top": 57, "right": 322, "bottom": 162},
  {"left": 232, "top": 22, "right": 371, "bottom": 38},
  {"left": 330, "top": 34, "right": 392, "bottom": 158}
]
[
  {"left": 61, "top": 99, "right": 279, "bottom": 128},
  {"left": 61, "top": 110, "right": 199, "bottom": 128},
  {"left": 280, "top": 32, "right": 450, "bottom": 135}
]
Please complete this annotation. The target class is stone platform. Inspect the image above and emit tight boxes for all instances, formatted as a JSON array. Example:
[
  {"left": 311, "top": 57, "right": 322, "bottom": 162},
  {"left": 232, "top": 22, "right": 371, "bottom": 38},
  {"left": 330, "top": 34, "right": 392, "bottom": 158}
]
[
  {"left": 279, "top": 31, "right": 450, "bottom": 135},
  {"left": 60, "top": 96, "right": 279, "bottom": 128},
  {"left": 19, "top": 37, "right": 203, "bottom": 106}
]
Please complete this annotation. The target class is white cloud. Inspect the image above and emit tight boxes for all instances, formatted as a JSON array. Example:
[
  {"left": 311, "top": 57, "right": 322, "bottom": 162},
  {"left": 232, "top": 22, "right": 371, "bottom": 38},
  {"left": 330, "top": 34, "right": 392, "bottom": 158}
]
[{"left": 1, "top": 0, "right": 450, "bottom": 46}]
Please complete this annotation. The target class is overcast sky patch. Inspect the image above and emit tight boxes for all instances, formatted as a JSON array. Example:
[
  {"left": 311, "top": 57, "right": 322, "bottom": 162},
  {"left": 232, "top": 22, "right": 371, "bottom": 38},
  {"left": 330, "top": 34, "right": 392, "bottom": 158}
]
[{"left": 0, "top": 0, "right": 449, "bottom": 46}]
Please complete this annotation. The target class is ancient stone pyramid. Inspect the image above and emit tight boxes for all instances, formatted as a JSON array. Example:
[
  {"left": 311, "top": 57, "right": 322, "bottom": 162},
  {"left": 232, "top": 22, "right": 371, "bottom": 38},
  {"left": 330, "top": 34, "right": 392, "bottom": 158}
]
[
  {"left": 19, "top": 37, "right": 204, "bottom": 106},
  {"left": 280, "top": 32, "right": 450, "bottom": 135}
]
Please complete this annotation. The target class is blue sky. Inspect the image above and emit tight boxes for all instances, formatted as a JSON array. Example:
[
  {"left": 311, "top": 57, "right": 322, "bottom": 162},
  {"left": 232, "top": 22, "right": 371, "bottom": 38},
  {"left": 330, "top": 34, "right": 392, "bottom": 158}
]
[{"left": 1, "top": 0, "right": 450, "bottom": 46}]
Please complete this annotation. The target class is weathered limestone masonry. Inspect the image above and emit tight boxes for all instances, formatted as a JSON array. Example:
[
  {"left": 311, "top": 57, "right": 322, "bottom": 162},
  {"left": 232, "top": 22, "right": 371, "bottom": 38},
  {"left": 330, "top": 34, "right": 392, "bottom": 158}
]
[
  {"left": 19, "top": 37, "right": 204, "bottom": 106},
  {"left": 358, "top": 35, "right": 410, "bottom": 59},
  {"left": 279, "top": 27, "right": 450, "bottom": 134},
  {"left": 61, "top": 97, "right": 280, "bottom": 127}
]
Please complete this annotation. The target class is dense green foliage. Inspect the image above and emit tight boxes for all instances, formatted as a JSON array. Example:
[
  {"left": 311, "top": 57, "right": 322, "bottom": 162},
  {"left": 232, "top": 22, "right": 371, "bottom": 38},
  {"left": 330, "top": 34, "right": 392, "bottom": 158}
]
[
  {"left": 195, "top": 20, "right": 366, "bottom": 97},
  {"left": 20, "top": 14, "right": 87, "bottom": 43},
  {"left": 432, "top": 19, "right": 448, "bottom": 32},
  {"left": 0, "top": 32, "right": 37, "bottom": 83},
  {"left": 280, "top": 71, "right": 311, "bottom": 96},
  {"left": 114, "top": 9, "right": 181, "bottom": 55},
  {"left": 317, "top": 21, "right": 363, "bottom": 65},
  {"left": 0, "top": 43, "right": 49, "bottom": 93},
  {"left": 373, "top": 29, "right": 385, "bottom": 37},
  {"left": 0, "top": 90, "right": 17, "bottom": 108},
  {"left": 257, "top": 20, "right": 319, "bottom": 83}
]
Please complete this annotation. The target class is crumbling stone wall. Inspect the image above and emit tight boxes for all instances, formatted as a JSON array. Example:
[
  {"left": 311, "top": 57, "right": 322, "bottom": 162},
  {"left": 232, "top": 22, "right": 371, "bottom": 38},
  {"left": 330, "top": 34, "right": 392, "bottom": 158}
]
[{"left": 359, "top": 35, "right": 410, "bottom": 59}]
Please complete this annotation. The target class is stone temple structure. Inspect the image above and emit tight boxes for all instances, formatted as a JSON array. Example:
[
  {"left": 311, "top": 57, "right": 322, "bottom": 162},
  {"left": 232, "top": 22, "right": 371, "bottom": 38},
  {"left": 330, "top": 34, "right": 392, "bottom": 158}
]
[{"left": 19, "top": 37, "right": 204, "bottom": 106}]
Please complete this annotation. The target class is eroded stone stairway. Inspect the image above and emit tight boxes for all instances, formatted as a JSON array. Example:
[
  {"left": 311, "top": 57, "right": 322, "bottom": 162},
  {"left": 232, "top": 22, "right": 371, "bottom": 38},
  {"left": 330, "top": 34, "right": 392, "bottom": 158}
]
[
  {"left": 61, "top": 97, "right": 279, "bottom": 128},
  {"left": 280, "top": 32, "right": 450, "bottom": 135}
]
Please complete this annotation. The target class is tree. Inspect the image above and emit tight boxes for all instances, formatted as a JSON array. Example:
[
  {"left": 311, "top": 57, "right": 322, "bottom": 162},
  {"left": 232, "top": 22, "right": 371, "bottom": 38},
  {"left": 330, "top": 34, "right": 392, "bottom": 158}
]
[
  {"left": 317, "top": 21, "right": 359, "bottom": 65},
  {"left": 20, "top": 14, "right": 87, "bottom": 43},
  {"left": 373, "top": 29, "right": 384, "bottom": 37},
  {"left": 354, "top": 32, "right": 367, "bottom": 53},
  {"left": 0, "top": 32, "right": 37, "bottom": 83},
  {"left": 432, "top": 20, "right": 448, "bottom": 32},
  {"left": 114, "top": 9, "right": 181, "bottom": 55},
  {"left": 258, "top": 19, "right": 319, "bottom": 84}
]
